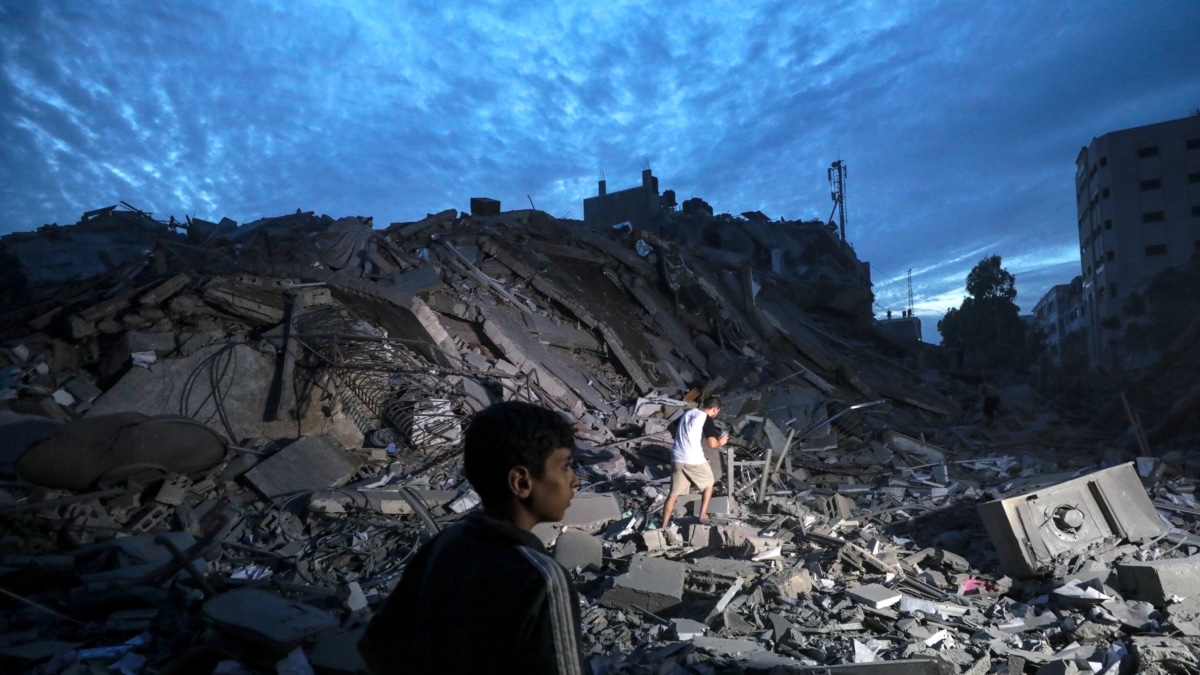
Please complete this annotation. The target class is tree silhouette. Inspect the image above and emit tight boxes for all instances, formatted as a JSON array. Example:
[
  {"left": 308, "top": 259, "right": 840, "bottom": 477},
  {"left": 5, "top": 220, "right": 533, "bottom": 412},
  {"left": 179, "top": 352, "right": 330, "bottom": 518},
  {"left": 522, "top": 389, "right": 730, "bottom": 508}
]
[{"left": 938, "top": 255, "right": 1037, "bottom": 369}]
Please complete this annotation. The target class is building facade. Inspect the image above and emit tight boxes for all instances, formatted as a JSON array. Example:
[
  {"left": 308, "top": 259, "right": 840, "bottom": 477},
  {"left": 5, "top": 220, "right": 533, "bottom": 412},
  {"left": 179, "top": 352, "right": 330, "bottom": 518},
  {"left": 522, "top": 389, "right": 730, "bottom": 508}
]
[
  {"left": 582, "top": 169, "right": 677, "bottom": 231},
  {"left": 1031, "top": 276, "right": 1087, "bottom": 370},
  {"left": 1075, "top": 113, "right": 1200, "bottom": 370}
]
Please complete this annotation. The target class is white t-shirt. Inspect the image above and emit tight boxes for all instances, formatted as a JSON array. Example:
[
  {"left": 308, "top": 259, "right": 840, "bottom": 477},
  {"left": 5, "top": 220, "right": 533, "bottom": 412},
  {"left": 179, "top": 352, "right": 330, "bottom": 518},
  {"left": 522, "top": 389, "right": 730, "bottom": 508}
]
[{"left": 671, "top": 408, "right": 710, "bottom": 464}]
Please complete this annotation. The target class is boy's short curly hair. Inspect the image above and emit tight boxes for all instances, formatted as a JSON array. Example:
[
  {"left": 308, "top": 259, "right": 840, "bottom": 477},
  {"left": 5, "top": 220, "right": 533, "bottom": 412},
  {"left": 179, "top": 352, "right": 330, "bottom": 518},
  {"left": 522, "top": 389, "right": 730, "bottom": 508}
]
[{"left": 463, "top": 401, "right": 576, "bottom": 513}]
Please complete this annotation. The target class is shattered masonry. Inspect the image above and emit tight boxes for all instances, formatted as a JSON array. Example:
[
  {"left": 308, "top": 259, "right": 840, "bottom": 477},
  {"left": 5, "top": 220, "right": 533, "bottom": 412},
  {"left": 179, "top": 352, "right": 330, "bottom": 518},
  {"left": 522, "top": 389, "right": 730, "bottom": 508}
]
[{"left": 0, "top": 201, "right": 1198, "bottom": 673}]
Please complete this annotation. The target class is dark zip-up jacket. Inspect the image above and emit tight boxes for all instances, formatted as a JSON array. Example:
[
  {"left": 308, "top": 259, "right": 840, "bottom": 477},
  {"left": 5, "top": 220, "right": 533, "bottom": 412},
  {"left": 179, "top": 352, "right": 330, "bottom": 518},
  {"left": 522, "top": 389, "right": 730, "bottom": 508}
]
[{"left": 359, "top": 511, "right": 585, "bottom": 675}]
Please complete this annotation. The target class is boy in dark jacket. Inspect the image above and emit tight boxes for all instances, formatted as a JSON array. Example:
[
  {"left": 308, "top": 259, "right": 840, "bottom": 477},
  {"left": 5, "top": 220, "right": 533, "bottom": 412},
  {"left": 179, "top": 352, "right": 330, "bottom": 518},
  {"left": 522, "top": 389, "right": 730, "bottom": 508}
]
[{"left": 358, "top": 401, "right": 584, "bottom": 675}]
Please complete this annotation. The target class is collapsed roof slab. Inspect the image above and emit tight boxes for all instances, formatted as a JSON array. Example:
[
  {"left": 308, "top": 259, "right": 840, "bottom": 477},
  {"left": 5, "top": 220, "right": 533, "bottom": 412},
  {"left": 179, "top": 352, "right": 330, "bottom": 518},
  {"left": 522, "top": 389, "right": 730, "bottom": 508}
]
[
  {"left": 480, "top": 238, "right": 655, "bottom": 393},
  {"left": 86, "top": 342, "right": 297, "bottom": 442}
]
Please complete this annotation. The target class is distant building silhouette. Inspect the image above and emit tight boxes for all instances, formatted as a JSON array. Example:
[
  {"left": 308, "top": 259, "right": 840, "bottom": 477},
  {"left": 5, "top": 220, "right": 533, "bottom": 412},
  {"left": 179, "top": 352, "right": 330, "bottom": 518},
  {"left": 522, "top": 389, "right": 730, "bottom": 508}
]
[
  {"left": 583, "top": 169, "right": 676, "bottom": 231},
  {"left": 1075, "top": 113, "right": 1200, "bottom": 370},
  {"left": 1031, "top": 277, "right": 1086, "bottom": 371}
]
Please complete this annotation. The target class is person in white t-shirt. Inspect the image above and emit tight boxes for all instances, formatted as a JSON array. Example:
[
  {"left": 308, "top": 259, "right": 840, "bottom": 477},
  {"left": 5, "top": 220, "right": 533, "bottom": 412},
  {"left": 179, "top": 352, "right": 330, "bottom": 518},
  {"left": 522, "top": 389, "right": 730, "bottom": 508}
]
[{"left": 662, "top": 396, "right": 729, "bottom": 528}]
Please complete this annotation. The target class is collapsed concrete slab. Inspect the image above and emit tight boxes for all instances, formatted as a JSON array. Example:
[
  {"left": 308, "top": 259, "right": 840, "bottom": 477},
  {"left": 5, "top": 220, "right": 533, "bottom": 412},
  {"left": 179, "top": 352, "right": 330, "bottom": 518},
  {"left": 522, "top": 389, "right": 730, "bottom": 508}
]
[
  {"left": 532, "top": 492, "right": 623, "bottom": 544},
  {"left": 202, "top": 588, "right": 338, "bottom": 652},
  {"left": 600, "top": 553, "right": 688, "bottom": 614},
  {"left": 243, "top": 436, "right": 362, "bottom": 499}
]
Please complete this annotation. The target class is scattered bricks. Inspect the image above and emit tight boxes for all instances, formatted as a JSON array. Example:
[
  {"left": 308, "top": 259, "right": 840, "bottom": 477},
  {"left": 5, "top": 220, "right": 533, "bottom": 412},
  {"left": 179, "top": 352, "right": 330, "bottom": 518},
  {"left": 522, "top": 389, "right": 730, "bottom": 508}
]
[
  {"left": 846, "top": 583, "right": 903, "bottom": 609},
  {"left": 1130, "top": 635, "right": 1195, "bottom": 668},
  {"left": 1117, "top": 556, "right": 1200, "bottom": 607},
  {"left": 127, "top": 504, "right": 170, "bottom": 533},
  {"left": 554, "top": 531, "right": 603, "bottom": 570},
  {"left": 816, "top": 494, "right": 856, "bottom": 519},
  {"left": 600, "top": 553, "right": 688, "bottom": 614}
]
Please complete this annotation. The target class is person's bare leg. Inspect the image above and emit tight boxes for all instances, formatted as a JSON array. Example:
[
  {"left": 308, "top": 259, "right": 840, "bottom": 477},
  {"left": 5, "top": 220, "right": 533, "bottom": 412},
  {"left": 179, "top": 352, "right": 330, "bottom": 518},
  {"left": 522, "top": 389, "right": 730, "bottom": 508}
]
[
  {"left": 698, "top": 486, "right": 714, "bottom": 524},
  {"left": 662, "top": 494, "right": 680, "bottom": 529}
]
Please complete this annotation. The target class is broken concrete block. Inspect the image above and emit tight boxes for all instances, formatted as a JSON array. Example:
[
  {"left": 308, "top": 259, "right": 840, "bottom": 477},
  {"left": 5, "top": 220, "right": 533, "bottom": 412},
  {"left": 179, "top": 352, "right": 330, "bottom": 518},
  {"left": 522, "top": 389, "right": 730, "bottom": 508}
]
[
  {"left": 1117, "top": 556, "right": 1200, "bottom": 607},
  {"left": 532, "top": 492, "right": 622, "bottom": 543},
  {"left": 846, "top": 583, "right": 903, "bottom": 609},
  {"left": 742, "top": 536, "right": 784, "bottom": 560},
  {"left": 554, "top": 530, "right": 602, "bottom": 570},
  {"left": 677, "top": 494, "right": 737, "bottom": 518},
  {"left": 762, "top": 566, "right": 814, "bottom": 599},
  {"left": 640, "top": 529, "right": 670, "bottom": 552},
  {"left": 716, "top": 524, "right": 760, "bottom": 548},
  {"left": 243, "top": 436, "right": 362, "bottom": 499},
  {"left": 1130, "top": 635, "right": 1194, "bottom": 669},
  {"left": 63, "top": 375, "right": 102, "bottom": 404},
  {"left": 670, "top": 618, "right": 707, "bottom": 640},
  {"left": 152, "top": 475, "right": 191, "bottom": 505},
  {"left": 977, "top": 462, "right": 1166, "bottom": 577},
  {"left": 600, "top": 553, "right": 687, "bottom": 614},
  {"left": 203, "top": 588, "right": 338, "bottom": 651}
]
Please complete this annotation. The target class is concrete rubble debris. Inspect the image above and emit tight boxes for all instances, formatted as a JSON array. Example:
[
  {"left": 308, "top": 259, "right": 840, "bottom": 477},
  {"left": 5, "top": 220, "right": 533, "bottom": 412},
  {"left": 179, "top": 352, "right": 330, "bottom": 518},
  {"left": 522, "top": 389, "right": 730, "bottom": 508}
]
[{"left": 0, "top": 201, "right": 1198, "bottom": 673}]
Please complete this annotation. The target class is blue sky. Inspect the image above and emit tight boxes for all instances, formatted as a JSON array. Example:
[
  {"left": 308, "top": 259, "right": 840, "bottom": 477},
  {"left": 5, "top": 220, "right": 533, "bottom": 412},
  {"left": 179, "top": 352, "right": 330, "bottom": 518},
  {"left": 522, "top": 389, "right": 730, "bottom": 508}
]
[{"left": 3, "top": 1, "right": 1199, "bottom": 342}]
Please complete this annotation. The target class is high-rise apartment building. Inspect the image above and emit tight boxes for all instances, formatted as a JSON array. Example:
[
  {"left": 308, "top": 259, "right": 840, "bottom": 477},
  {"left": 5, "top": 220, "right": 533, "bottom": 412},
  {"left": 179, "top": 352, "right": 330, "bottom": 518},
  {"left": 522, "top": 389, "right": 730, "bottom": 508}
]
[{"left": 1075, "top": 113, "right": 1200, "bottom": 369}]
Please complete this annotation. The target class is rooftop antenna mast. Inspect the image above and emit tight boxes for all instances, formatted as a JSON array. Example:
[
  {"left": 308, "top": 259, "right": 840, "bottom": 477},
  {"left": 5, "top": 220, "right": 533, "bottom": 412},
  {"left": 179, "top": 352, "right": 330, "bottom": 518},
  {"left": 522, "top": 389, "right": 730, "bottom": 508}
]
[
  {"left": 827, "top": 160, "right": 847, "bottom": 242},
  {"left": 907, "top": 268, "right": 915, "bottom": 316}
]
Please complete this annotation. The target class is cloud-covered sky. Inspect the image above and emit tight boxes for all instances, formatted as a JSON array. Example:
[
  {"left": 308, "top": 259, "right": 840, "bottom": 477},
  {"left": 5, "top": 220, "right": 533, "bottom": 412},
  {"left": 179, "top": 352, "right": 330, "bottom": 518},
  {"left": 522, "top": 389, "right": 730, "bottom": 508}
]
[{"left": 3, "top": 1, "right": 1199, "bottom": 341}]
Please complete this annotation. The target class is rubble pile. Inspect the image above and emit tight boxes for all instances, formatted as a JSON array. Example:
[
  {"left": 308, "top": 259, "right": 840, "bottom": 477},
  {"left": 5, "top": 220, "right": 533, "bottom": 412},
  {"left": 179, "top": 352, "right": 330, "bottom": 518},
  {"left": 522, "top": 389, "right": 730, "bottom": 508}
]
[{"left": 1, "top": 204, "right": 1198, "bottom": 674}]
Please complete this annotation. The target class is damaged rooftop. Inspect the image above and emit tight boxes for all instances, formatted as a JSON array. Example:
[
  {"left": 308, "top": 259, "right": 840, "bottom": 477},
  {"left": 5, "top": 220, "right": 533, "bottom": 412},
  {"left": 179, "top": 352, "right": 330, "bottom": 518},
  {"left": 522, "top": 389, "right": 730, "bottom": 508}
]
[{"left": 0, "top": 195, "right": 1198, "bottom": 675}]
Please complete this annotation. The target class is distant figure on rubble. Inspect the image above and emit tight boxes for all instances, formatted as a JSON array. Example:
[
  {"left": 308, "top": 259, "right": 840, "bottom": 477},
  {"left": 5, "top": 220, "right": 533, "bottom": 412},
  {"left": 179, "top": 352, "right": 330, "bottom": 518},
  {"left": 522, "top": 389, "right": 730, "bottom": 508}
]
[
  {"left": 980, "top": 382, "right": 1002, "bottom": 426},
  {"left": 662, "top": 396, "right": 729, "bottom": 529},
  {"left": 359, "top": 401, "right": 584, "bottom": 675},
  {"left": 952, "top": 337, "right": 965, "bottom": 369}
]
